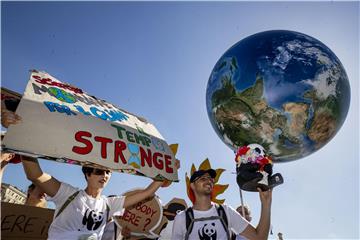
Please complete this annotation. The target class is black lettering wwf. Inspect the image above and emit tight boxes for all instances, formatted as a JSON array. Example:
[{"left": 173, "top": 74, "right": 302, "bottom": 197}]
[
  {"left": 198, "top": 222, "right": 217, "bottom": 240},
  {"left": 82, "top": 209, "right": 104, "bottom": 231}
]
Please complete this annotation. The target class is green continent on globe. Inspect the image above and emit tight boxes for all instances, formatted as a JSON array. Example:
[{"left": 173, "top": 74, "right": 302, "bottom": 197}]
[
  {"left": 207, "top": 30, "right": 350, "bottom": 162},
  {"left": 212, "top": 74, "right": 307, "bottom": 158}
]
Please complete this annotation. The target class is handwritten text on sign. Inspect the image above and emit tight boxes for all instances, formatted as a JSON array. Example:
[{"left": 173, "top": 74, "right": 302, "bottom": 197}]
[
  {"left": 1, "top": 202, "right": 54, "bottom": 240},
  {"left": 116, "top": 190, "right": 163, "bottom": 239}
]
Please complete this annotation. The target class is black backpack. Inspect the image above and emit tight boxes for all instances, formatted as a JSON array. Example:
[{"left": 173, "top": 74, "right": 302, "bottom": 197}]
[{"left": 184, "top": 204, "right": 235, "bottom": 240}]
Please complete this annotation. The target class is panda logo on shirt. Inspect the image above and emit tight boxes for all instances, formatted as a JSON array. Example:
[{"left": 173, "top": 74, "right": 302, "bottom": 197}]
[
  {"left": 198, "top": 222, "right": 217, "bottom": 240},
  {"left": 82, "top": 208, "right": 104, "bottom": 231}
]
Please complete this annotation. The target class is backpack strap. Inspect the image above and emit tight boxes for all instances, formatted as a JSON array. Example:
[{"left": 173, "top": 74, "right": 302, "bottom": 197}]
[
  {"left": 216, "top": 204, "right": 231, "bottom": 240},
  {"left": 55, "top": 190, "right": 80, "bottom": 218},
  {"left": 185, "top": 205, "right": 232, "bottom": 240},
  {"left": 184, "top": 207, "right": 194, "bottom": 240},
  {"left": 106, "top": 203, "right": 110, "bottom": 222},
  {"left": 114, "top": 221, "right": 118, "bottom": 240}
]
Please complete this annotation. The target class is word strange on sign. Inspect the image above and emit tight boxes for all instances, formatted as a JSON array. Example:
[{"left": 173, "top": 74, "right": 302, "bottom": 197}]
[{"left": 2, "top": 70, "right": 178, "bottom": 181}]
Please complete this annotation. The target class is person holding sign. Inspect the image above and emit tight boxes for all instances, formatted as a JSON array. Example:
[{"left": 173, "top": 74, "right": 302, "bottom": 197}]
[
  {"left": 1, "top": 88, "right": 180, "bottom": 240},
  {"left": 21, "top": 156, "right": 177, "bottom": 240},
  {"left": 171, "top": 168, "right": 272, "bottom": 240}
]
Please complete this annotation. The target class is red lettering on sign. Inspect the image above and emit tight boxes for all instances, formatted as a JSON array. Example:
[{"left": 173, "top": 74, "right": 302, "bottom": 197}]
[
  {"left": 114, "top": 140, "right": 127, "bottom": 164},
  {"left": 32, "top": 75, "right": 83, "bottom": 94},
  {"left": 122, "top": 210, "right": 140, "bottom": 226},
  {"left": 164, "top": 155, "right": 173, "bottom": 173},
  {"left": 94, "top": 136, "right": 113, "bottom": 159},
  {"left": 72, "top": 131, "right": 93, "bottom": 155},
  {"left": 140, "top": 147, "right": 152, "bottom": 167},
  {"left": 153, "top": 152, "right": 164, "bottom": 170},
  {"left": 71, "top": 131, "right": 174, "bottom": 175}
]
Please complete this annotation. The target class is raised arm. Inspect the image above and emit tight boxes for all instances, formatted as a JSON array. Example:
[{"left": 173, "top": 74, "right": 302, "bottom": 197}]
[
  {"left": 124, "top": 159, "right": 180, "bottom": 208},
  {"left": 240, "top": 188, "right": 272, "bottom": 240},
  {"left": 123, "top": 180, "right": 163, "bottom": 209},
  {"left": 21, "top": 156, "right": 61, "bottom": 197}
]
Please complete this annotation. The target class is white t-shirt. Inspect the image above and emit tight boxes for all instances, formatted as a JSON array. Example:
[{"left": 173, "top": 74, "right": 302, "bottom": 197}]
[
  {"left": 171, "top": 204, "right": 249, "bottom": 240},
  {"left": 48, "top": 182, "right": 125, "bottom": 240},
  {"left": 236, "top": 234, "right": 248, "bottom": 240}
]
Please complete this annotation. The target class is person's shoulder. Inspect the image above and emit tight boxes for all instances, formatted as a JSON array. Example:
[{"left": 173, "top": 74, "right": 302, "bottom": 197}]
[
  {"left": 219, "top": 203, "right": 237, "bottom": 214},
  {"left": 48, "top": 181, "right": 80, "bottom": 202},
  {"left": 61, "top": 182, "right": 80, "bottom": 191}
]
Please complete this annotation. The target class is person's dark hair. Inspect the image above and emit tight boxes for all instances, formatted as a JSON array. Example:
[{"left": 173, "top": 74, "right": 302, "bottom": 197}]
[
  {"left": 82, "top": 166, "right": 94, "bottom": 181},
  {"left": 27, "top": 183, "right": 35, "bottom": 198}
]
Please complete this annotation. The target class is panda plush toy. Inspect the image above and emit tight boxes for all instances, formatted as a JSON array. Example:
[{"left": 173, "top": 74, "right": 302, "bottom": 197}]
[{"left": 235, "top": 143, "right": 283, "bottom": 192}]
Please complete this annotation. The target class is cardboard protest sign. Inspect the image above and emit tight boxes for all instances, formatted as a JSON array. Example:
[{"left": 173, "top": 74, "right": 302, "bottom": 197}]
[
  {"left": 116, "top": 189, "right": 164, "bottom": 239},
  {"left": 3, "top": 70, "right": 178, "bottom": 181},
  {"left": 1, "top": 202, "right": 54, "bottom": 240},
  {"left": 115, "top": 195, "right": 187, "bottom": 240}
]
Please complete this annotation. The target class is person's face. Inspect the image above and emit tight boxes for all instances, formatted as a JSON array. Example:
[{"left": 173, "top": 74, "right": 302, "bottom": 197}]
[
  {"left": 87, "top": 168, "right": 112, "bottom": 189},
  {"left": 237, "top": 206, "right": 252, "bottom": 222},
  {"left": 191, "top": 173, "right": 214, "bottom": 195}
]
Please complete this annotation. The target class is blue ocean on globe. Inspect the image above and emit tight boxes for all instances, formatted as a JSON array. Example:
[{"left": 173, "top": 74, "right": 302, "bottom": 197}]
[{"left": 206, "top": 30, "right": 350, "bottom": 162}]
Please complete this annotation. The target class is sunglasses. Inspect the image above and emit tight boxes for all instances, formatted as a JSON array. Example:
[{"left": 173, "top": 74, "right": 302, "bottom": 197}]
[{"left": 92, "top": 169, "right": 112, "bottom": 175}]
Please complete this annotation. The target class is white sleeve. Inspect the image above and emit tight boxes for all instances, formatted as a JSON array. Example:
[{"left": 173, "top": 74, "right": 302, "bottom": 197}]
[
  {"left": 107, "top": 195, "right": 126, "bottom": 217},
  {"left": 171, "top": 211, "right": 186, "bottom": 240},
  {"left": 224, "top": 205, "right": 249, "bottom": 235},
  {"left": 48, "top": 182, "right": 79, "bottom": 207}
]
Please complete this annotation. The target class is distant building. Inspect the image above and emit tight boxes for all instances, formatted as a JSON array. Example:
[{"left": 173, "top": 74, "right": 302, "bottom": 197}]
[{"left": 1, "top": 183, "right": 26, "bottom": 204}]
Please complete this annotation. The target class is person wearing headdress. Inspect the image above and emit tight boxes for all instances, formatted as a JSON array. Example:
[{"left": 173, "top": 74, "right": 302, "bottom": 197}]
[{"left": 171, "top": 159, "right": 272, "bottom": 240}]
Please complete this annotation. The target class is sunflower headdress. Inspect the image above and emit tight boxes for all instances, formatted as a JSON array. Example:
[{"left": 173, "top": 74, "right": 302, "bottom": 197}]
[{"left": 185, "top": 159, "right": 229, "bottom": 204}]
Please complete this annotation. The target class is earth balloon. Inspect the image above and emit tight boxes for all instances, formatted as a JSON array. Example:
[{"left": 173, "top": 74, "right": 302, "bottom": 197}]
[{"left": 206, "top": 30, "right": 350, "bottom": 162}]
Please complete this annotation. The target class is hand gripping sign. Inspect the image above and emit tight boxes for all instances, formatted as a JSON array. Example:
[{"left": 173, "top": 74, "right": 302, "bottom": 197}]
[
  {"left": 2, "top": 70, "right": 178, "bottom": 181},
  {"left": 115, "top": 189, "right": 164, "bottom": 239},
  {"left": 115, "top": 194, "right": 187, "bottom": 239},
  {"left": 235, "top": 143, "right": 283, "bottom": 192}
]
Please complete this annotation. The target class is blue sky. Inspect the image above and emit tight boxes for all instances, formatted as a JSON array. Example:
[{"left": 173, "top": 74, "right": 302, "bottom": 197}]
[{"left": 1, "top": 1, "right": 359, "bottom": 239}]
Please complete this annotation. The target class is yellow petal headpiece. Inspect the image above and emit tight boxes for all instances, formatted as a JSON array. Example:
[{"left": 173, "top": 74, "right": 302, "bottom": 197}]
[{"left": 185, "top": 158, "right": 228, "bottom": 204}]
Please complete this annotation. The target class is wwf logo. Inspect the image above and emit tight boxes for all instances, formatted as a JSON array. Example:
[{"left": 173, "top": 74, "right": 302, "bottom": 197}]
[
  {"left": 82, "top": 209, "right": 104, "bottom": 231},
  {"left": 198, "top": 222, "right": 217, "bottom": 240}
]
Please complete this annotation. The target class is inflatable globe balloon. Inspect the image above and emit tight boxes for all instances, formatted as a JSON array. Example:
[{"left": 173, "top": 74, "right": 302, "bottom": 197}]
[{"left": 206, "top": 30, "right": 350, "bottom": 162}]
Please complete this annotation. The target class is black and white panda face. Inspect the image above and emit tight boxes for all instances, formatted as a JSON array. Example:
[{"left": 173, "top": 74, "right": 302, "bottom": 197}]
[
  {"left": 91, "top": 211, "right": 104, "bottom": 222},
  {"left": 247, "top": 143, "right": 266, "bottom": 157},
  {"left": 202, "top": 222, "right": 216, "bottom": 237}
]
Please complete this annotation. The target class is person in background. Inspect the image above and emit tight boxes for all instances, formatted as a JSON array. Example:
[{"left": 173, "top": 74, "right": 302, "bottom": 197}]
[
  {"left": 0, "top": 133, "right": 21, "bottom": 184},
  {"left": 237, "top": 205, "right": 252, "bottom": 222},
  {"left": 1, "top": 101, "right": 21, "bottom": 183},
  {"left": 25, "top": 183, "right": 47, "bottom": 208},
  {"left": 235, "top": 205, "right": 252, "bottom": 240}
]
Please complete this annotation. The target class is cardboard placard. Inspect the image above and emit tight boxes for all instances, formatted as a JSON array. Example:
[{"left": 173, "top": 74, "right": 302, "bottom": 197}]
[
  {"left": 116, "top": 189, "right": 164, "bottom": 239},
  {"left": 115, "top": 196, "right": 187, "bottom": 239},
  {"left": 1, "top": 202, "right": 54, "bottom": 240},
  {"left": 3, "top": 70, "right": 178, "bottom": 181}
]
